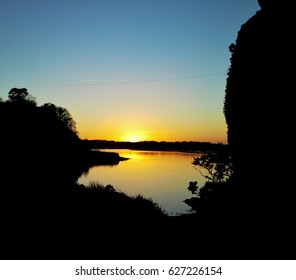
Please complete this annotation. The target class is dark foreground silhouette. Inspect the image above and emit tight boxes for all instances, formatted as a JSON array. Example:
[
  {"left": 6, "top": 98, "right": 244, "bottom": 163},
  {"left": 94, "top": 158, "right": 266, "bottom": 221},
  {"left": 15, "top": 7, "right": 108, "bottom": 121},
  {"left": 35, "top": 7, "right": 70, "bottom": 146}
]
[
  {"left": 1, "top": 0, "right": 296, "bottom": 260},
  {"left": 223, "top": 0, "right": 296, "bottom": 258}
]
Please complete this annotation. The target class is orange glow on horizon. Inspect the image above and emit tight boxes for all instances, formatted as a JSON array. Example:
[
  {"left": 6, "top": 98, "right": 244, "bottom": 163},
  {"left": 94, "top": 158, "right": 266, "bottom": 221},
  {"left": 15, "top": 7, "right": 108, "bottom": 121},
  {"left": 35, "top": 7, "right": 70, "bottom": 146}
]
[
  {"left": 76, "top": 117, "right": 227, "bottom": 144},
  {"left": 79, "top": 130, "right": 227, "bottom": 144},
  {"left": 119, "top": 130, "right": 150, "bottom": 142}
]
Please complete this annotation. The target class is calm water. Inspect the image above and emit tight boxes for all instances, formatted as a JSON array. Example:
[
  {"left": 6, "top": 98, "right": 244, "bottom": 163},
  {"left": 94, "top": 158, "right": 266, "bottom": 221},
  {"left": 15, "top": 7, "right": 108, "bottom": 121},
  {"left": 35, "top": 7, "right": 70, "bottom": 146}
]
[{"left": 78, "top": 149, "right": 207, "bottom": 216}]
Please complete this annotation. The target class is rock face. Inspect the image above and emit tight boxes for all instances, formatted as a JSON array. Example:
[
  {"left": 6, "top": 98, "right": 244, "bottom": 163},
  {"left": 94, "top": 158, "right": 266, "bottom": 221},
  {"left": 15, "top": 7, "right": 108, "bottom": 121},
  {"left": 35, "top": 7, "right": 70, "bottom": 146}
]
[{"left": 224, "top": 0, "right": 294, "bottom": 229}]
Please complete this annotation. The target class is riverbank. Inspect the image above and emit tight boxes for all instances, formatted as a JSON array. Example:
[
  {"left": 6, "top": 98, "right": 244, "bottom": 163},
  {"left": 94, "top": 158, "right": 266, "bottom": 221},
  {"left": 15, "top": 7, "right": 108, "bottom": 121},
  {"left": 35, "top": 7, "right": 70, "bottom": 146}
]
[
  {"left": 83, "top": 139, "right": 228, "bottom": 153},
  {"left": 86, "top": 149, "right": 129, "bottom": 166}
]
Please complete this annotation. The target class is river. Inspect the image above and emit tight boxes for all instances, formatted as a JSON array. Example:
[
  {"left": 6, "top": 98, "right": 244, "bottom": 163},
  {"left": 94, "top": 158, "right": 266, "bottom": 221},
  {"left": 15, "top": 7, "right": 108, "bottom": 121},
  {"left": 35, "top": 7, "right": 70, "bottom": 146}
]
[{"left": 77, "top": 149, "right": 207, "bottom": 216}]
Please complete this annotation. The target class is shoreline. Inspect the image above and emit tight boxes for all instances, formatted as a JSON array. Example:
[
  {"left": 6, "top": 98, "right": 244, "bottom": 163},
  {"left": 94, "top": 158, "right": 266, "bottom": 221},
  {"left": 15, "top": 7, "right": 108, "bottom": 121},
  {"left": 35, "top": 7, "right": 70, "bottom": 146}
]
[{"left": 84, "top": 139, "right": 227, "bottom": 153}]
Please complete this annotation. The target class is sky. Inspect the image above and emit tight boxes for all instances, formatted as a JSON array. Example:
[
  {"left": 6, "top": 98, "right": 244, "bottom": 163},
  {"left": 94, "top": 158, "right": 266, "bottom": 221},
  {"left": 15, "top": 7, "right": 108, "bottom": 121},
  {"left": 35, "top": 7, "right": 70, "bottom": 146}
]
[{"left": 0, "top": 0, "right": 260, "bottom": 143}]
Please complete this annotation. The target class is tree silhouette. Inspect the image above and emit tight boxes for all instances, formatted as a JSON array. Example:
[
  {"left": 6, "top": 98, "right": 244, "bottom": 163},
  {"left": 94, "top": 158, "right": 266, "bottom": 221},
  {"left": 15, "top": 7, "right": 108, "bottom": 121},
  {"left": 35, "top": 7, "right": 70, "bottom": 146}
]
[
  {"left": 0, "top": 88, "right": 83, "bottom": 189},
  {"left": 8, "top": 87, "right": 36, "bottom": 105},
  {"left": 223, "top": 0, "right": 295, "bottom": 252},
  {"left": 184, "top": 151, "right": 233, "bottom": 215},
  {"left": 224, "top": 0, "right": 293, "bottom": 191},
  {"left": 192, "top": 153, "right": 233, "bottom": 184},
  {"left": 8, "top": 87, "right": 29, "bottom": 101},
  {"left": 40, "top": 103, "right": 77, "bottom": 134}
]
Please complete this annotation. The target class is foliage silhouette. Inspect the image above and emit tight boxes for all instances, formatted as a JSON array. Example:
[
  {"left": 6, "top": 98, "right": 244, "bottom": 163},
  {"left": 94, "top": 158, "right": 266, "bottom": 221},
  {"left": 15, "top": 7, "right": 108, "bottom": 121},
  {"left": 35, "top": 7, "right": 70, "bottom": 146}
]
[
  {"left": 192, "top": 152, "right": 233, "bottom": 183},
  {"left": 184, "top": 151, "right": 234, "bottom": 215},
  {"left": 223, "top": 0, "right": 295, "bottom": 257},
  {"left": 8, "top": 87, "right": 37, "bottom": 105},
  {"left": 40, "top": 102, "right": 77, "bottom": 134},
  {"left": 187, "top": 181, "right": 198, "bottom": 195}
]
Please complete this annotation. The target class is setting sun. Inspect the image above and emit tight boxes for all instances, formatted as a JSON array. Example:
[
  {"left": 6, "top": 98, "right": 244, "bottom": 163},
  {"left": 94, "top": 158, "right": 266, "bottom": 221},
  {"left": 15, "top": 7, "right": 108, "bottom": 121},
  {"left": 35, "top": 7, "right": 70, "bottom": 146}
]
[
  {"left": 118, "top": 129, "right": 148, "bottom": 143},
  {"left": 128, "top": 135, "right": 141, "bottom": 142},
  {"left": 123, "top": 135, "right": 142, "bottom": 143}
]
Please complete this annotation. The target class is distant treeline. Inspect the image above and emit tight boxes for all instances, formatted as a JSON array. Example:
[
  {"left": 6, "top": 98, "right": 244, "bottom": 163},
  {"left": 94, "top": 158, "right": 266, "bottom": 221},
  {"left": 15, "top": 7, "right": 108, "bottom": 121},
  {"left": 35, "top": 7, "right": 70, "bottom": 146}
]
[{"left": 83, "top": 139, "right": 228, "bottom": 153}]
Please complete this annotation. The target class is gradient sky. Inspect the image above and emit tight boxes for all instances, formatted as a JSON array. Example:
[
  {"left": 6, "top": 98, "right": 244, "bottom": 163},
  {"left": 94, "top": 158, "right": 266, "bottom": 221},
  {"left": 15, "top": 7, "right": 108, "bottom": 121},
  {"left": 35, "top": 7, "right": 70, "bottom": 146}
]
[{"left": 0, "top": 0, "right": 260, "bottom": 143}]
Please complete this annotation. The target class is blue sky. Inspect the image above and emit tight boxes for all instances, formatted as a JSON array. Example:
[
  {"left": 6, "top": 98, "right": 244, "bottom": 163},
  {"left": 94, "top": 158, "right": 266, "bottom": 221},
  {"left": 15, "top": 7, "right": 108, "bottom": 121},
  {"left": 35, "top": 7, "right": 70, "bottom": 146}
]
[{"left": 0, "top": 0, "right": 260, "bottom": 143}]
